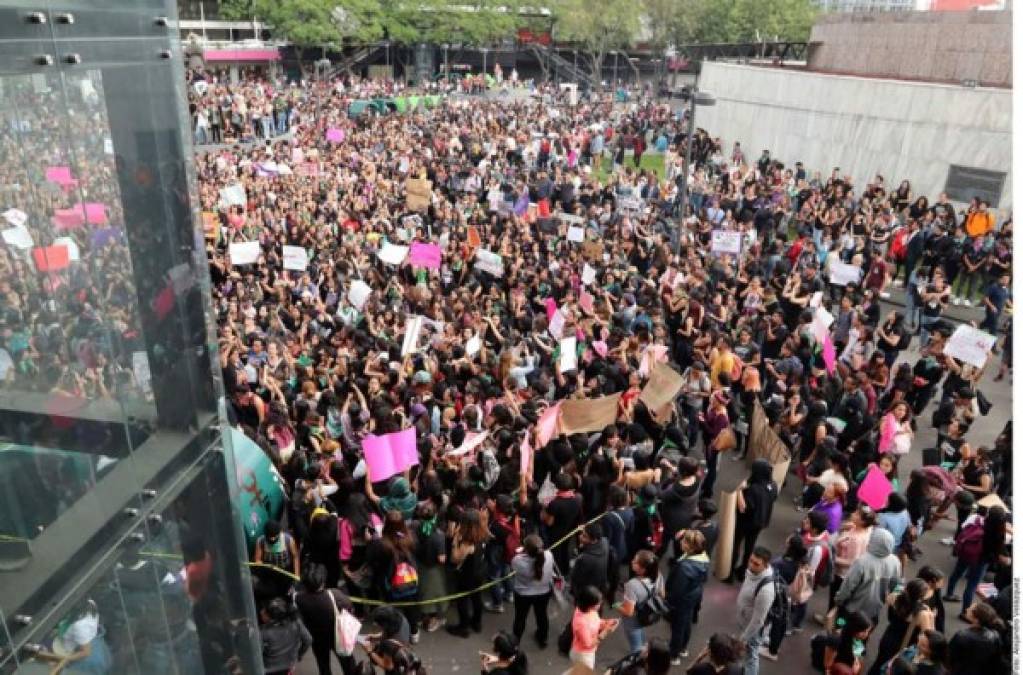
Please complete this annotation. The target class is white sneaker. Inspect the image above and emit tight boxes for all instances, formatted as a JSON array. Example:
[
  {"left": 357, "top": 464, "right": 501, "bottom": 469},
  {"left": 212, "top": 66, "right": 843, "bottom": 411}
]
[
  {"left": 759, "top": 647, "right": 779, "bottom": 661},
  {"left": 952, "top": 297, "right": 961, "bottom": 306},
  {"left": 880, "top": 291, "right": 891, "bottom": 299},
  {"left": 941, "top": 536, "right": 955, "bottom": 546}
]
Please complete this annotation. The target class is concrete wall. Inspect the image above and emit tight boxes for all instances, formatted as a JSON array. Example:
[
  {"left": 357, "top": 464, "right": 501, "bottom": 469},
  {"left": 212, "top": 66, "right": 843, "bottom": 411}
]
[
  {"left": 809, "top": 10, "right": 1012, "bottom": 88},
  {"left": 695, "top": 62, "right": 1012, "bottom": 209}
]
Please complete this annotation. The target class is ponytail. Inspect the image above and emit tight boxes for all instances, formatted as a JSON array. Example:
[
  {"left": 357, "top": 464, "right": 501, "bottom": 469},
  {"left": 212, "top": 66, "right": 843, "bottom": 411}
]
[{"left": 523, "top": 534, "right": 545, "bottom": 580}]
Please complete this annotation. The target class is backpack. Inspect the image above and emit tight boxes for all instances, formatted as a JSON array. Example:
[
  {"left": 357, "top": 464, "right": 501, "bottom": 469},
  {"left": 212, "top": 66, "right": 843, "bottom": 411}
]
[
  {"left": 954, "top": 518, "right": 986, "bottom": 565},
  {"left": 810, "top": 632, "right": 833, "bottom": 671},
  {"left": 809, "top": 538, "right": 836, "bottom": 588},
  {"left": 386, "top": 558, "right": 420, "bottom": 600},
  {"left": 755, "top": 574, "right": 791, "bottom": 628},
  {"left": 789, "top": 563, "right": 815, "bottom": 605},
  {"left": 634, "top": 579, "right": 670, "bottom": 627}
]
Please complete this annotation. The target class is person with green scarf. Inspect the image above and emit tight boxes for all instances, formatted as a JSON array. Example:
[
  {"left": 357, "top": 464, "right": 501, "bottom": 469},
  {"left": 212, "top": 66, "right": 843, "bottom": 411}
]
[
  {"left": 413, "top": 501, "right": 449, "bottom": 632},
  {"left": 366, "top": 475, "right": 418, "bottom": 520}
]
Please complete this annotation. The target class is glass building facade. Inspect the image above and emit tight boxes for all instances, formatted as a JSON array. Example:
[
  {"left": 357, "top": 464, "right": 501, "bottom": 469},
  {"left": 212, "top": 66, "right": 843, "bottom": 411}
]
[{"left": 0, "top": 2, "right": 261, "bottom": 673}]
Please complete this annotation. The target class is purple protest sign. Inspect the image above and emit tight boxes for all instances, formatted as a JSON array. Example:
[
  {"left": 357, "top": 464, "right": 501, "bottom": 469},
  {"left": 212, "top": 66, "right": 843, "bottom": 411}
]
[{"left": 325, "top": 127, "right": 345, "bottom": 143}]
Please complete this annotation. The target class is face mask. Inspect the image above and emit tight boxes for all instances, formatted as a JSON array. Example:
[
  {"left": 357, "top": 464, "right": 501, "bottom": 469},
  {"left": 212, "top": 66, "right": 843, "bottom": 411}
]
[{"left": 852, "top": 639, "right": 866, "bottom": 658}]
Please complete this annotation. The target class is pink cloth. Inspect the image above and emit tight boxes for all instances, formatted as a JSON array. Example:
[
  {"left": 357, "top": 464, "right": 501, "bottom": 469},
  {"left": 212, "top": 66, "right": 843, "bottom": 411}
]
[{"left": 822, "top": 333, "right": 837, "bottom": 375}]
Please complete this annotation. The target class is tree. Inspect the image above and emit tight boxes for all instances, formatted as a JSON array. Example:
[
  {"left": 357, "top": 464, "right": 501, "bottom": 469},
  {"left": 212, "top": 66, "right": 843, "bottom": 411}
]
[
  {"left": 554, "top": 0, "right": 641, "bottom": 84},
  {"left": 671, "top": 0, "right": 817, "bottom": 44}
]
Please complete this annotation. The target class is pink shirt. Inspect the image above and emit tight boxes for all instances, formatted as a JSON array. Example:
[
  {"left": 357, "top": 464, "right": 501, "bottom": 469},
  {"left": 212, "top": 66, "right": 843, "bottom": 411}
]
[{"left": 571, "top": 609, "right": 601, "bottom": 654}]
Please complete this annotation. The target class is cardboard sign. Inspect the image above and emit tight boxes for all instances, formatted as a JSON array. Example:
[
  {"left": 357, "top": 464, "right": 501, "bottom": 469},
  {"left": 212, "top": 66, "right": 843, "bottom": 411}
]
[
  {"left": 282, "top": 245, "right": 308, "bottom": 271},
  {"left": 348, "top": 280, "right": 372, "bottom": 310},
  {"left": 638, "top": 363, "right": 685, "bottom": 413},
  {"left": 362, "top": 427, "right": 419, "bottom": 481},
  {"left": 581, "top": 241, "right": 603, "bottom": 260},
  {"left": 711, "top": 230, "right": 742, "bottom": 255},
  {"left": 475, "top": 249, "right": 504, "bottom": 277},
  {"left": 377, "top": 241, "right": 409, "bottom": 266},
  {"left": 229, "top": 240, "right": 261, "bottom": 266},
  {"left": 829, "top": 262, "right": 863, "bottom": 286},
  {"left": 406, "top": 178, "right": 433, "bottom": 212},
  {"left": 409, "top": 241, "right": 442, "bottom": 269},
  {"left": 856, "top": 465, "right": 894, "bottom": 510},
  {"left": 559, "top": 336, "right": 578, "bottom": 373},
  {"left": 560, "top": 393, "right": 622, "bottom": 435},
  {"left": 943, "top": 324, "right": 997, "bottom": 368},
  {"left": 566, "top": 226, "right": 585, "bottom": 243}
]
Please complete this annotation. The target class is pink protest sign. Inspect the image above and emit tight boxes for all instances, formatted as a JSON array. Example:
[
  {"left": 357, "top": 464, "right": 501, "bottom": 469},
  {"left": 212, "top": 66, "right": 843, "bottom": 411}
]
[
  {"left": 579, "top": 289, "right": 594, "bottom": 313},
  {"left": 822, "top": 333, "right": 837, "bottom": 375},
  {"left": 536, "top": 402, "right": 562, "bottom": 448},
  {"left": 856, "top": 464, "right": 893, "bottom": 510},
  {"left": 79, "top": 203, "right": 108, "bottom": 225},
  {"left": 45, "top": 166, "right": 77, "bottom": 187},
  {"left": 363, "top": 427, "right": 418, "bottom": 481},
  {"left": 520, "top": 433, "right": 532, "bottom": 477},
  {"left": 52, "top": 207, "right": 86, "bottom": 231},
  {"left": 409, "top": 242, "right": 442, "bottom": 270},
  {"left": 878, "top": 413, "right": 898, "bottom": 454},
  {"left": 326, "top": 127, "right": 345, "bottom": 143}
]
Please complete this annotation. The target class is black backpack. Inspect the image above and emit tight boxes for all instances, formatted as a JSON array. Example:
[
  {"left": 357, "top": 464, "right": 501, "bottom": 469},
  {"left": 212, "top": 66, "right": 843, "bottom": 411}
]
[
  {"left": 755, "top": 573, "right": 790, "bottom": 628},
  {"left": 634, "top": 579, "right": 670, "bottom": 627}
]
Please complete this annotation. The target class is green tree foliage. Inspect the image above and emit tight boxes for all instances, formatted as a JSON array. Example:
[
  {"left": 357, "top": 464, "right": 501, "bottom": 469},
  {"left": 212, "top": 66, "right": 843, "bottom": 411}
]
[
  {"left": 673, "top": 0, "right": 817, "bottom": 44},
  {"left": 553, "top": 0, "right": 640, "bottom": 82}
]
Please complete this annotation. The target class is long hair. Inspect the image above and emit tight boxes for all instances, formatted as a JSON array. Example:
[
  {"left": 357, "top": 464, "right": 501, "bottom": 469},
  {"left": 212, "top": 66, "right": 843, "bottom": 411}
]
[
  {"left": 381, "top": 510, "right": 414, "bottom": 559},
  {"left": 522, "top": 534, "right": 546, "bottom": 581},
  {"left": 457, "top": 508, "right": 489, "bottom": 546}
]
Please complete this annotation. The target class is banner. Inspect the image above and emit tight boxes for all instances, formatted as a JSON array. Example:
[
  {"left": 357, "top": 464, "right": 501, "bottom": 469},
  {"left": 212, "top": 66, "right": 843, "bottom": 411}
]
[
  {"left": 229, "top": 240, "right": 261, "bottom": 266},
  {"left": 943, "top": 324, "right": 997, "bottom": 368},
  {"left": 711, "top": 230, "right": 742, "bottom": 255},
  {"left": 409, "top": 241, "right": 442, "bottom": 269},
  {"left": 406, "top": 178, "right": 433, "bottom": 212},
  {"left": 638, "top": 363, "right": 685, "bottom": 413},
  {"left": 829, "top": 262, "right": 862, "bottom": 286},
  {"left": 362, "top": 427, "right": 419, "bottom": 481},
  {"left": 559, "top": 212, "right": 585, "bottom": 225},
  {"left": 232, "top": 427, "right": 285, "bottom": 554},
  {"left": 282, "top": 245, "right": 308, "bottom": 271},
  {"left": 560, "top": 393, "right": 621, "bottom": 435}
]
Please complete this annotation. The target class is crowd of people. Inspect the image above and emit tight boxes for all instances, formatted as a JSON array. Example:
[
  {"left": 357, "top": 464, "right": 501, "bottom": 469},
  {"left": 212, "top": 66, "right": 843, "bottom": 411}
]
[
  {"left": 2, "top": 61, "right": 1010, "bottom": 674},
  {"left": 191, "top": 70, "right": 1013, "bottom": 675}
]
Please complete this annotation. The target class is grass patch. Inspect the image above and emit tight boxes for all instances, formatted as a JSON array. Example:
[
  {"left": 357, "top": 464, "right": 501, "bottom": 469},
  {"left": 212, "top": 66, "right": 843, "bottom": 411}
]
[{"left": 595, "top": 152, "right": 667, "bottom": 184}]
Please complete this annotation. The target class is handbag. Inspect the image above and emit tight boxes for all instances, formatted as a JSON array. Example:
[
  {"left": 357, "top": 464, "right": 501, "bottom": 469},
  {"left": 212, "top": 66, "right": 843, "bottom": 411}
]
[{"left": 326, "top": 589, "right": 361, "bottom": 656}]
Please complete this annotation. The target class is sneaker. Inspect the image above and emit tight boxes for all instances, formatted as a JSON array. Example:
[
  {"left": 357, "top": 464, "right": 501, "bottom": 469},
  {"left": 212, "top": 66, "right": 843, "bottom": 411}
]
[
  {"left": 411, "top": 631, "right": 420, "bottom": 645},
  {"left": 759, "top": 647, "right": 779, "bottom": 661},
  {"left": 425, "top": 617, "right": 446, "bottom": 632},
  {"left": 487, "top": 603, "right": 505, "bottom": 614},
  {"left": 880, "top": 291, "right": 891, "bottom": 299},
  {"left": 941, "top": 536, "right": 955, "bottom": 546},
  {"left": 944, "top": 594, "right": 961, "bottom": 603},
  {"left": 671, "top": 658, "right": 683, "bottom": 666},
  {"left": 952, "top": 296, "right": 961, "bottom": 306}
]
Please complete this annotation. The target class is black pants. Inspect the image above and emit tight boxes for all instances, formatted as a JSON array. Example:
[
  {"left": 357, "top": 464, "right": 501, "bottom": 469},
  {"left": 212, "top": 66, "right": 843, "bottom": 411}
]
[
  {"left": 765, "top": 614, "right": 787, "bottom": 654},
  {"left": 669, "top": 601, "right": 697, "bottom": 658},
  {"left": 311, "top": 642, "right": 355, "bottom": 675},
  {"left": 512, "top": 591, "right": 551, "bottom": 645},
  {"left": 730, "top": 525, "right": 762, "bottom": 576},
  {"left": 454, "top": 589, "right": 482, "bottom": 631}
]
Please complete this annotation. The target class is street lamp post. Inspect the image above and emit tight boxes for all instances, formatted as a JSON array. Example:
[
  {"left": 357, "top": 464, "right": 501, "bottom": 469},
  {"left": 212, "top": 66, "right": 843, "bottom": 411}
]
[
  {"left": 443, "top": 43, "right": 449, "bottom": 81},
  {"left": 675, "top": 89, "right": 716, "bottom": 256},
  {"left": 482, "top": 47, "right": 488, "bottom": 79}
]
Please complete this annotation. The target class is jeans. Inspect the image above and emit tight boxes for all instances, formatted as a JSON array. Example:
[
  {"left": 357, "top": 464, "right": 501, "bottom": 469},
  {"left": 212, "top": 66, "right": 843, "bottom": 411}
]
[
  {"left": 684, "top": 405, "right": 701, "bottom": 449},
  {"left": 625, "top": 623, "right": 646, "bottom": 653},
  {"left": 790, "top": 601, "right": 808, "bottom": 628},
  {"left": 669, "top": 601, "right": 697, "bottom": 658},
  {"left": 919, "top": 315, "right": 940, "bottom": 348},
  {"left": 276, "top": 111, "right": 288, "bottom": 134},
  {"left": 260, "top": 116, "right": 273, "bottom": 139},
  {"left": 947, "top": 559, "right": 988, "bottom": 614},
  {"left": 512, "top": 591, "right": 551, "bottom": 645},
  {"left": 195, "top": 126, "right": 209, "bottom": 145},
  {"left": 487, "top": 546, "right": 513, "bottom": 606},
  {"left": 744, "top": 632, "right": 764, "bottom": 675}
]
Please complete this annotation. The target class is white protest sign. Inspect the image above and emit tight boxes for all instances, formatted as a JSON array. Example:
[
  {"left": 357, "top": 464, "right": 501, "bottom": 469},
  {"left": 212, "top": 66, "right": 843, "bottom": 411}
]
[
  {"left": 581, "top": 263, "right": 597, "bottom": 286},
  {"left": 710, "top": 230, "right": 742, "bottom": 255},
  {"left": 943, "top": 325, "right": 997, "bottom": 368},
  {"left": 54, "top": 236, "right": 80, "bottom": 262},
  {"left": 228, "top": 240, "right": 261, "bottom": 266},
  {"left": 620, "top": 196, "right": 642, "bottom": 211},
  {"left": 810, "top": 291, "right": 824, "bottom": 308},
  {"left": 548, "top": 308, "right": 566, "bottom": 339},
  {"left": 103, "top": 138, "right": 114, "bottom": 155},
  {"left": 449, "top": 430, "right": 490, "bottom": 457},
  {"left": 219, "top": 183, "right": 247, "bottom": 207},
  {"left": 829, "top": 262, "right": 863, "bottom": 286},
  {"left": 811, "top": 307, "right": 834, "bottom": 342},
  {"left": 401, "top": 315, "right": 424, "bottom": 356},
  {"left": 475, "top": 249, "right": 504, "bottom": 277},
  {"left": 2, "top": 208, "right": 27, "bottom": 228},
  {"left": 559, "top": 212, "right": 585, "bottom": 226},
  {"left": 566, "top": 226, "right": 585, "bottom": 243},
  {"left": 377, "top": 241, "right": 409, "bottom": 266},
  {"left": 465, "top": 334, "right": 482, "bottom": 357},
  {"left": 1, "top": 226, "right": 33, "bottom": 249},
  {"left": 282, "top": 245, "right": 309, "bottom": 271},
  {"left": 559, "top": 336, "right": 578, "bottom": 373},
  {"left": 348, "top": 280, "right": 372, "bottom": 311}
]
